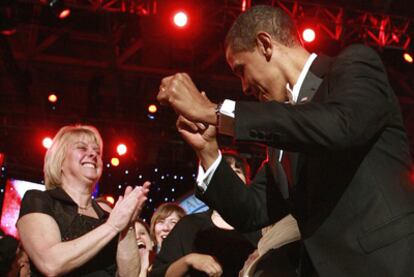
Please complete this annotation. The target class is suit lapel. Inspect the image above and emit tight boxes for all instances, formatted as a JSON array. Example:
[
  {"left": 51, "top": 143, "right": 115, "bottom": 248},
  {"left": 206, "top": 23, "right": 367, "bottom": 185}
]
[
  {"left": 293, "top": 55, "right": 334, "bottom": 191},
  {"left": 297, "top": 71, "right": 323, "bottom": 104},
  {"left": 298, "top": 54, "right": 334, "bottom": 104}
]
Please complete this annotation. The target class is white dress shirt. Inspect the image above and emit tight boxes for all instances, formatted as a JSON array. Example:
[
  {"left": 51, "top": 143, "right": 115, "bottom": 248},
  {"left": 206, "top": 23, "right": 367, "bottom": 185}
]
[{"left": 197, "top": 53, "right": 317, "bottom": 191}]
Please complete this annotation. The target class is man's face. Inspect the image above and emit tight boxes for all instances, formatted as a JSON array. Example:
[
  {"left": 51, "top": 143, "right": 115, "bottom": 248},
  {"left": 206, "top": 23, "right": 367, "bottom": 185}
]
[{"left": 226, "top": 46, "right": 288, "bottom": 102}]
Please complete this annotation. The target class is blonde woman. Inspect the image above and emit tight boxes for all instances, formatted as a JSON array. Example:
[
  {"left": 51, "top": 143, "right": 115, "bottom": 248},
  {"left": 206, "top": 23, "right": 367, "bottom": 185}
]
[{"left": 17, "top": 125, "right": 150, "bottom": 276}]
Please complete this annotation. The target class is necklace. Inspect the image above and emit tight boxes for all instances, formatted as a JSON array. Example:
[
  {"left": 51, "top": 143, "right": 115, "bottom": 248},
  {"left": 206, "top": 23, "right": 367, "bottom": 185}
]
[{"left": 78, "top": 203, "right": 92, "bottom": 210}]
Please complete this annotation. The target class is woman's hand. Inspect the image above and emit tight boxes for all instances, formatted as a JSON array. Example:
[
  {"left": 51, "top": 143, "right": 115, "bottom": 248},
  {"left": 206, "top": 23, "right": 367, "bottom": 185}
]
[{"left": 106, "top": 182, "right": 150, "bottom": 232}]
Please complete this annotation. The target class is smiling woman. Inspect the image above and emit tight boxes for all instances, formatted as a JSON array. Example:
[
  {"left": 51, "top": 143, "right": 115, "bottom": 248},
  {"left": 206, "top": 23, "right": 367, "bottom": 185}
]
[
  {"left": 134, "top": 219, "right": 155, "bottom": 277},
  {"left": 16, "top": 124, "right": 151, "bottom": 277},
  {"left": 150, "top": 203, "right": 186, "bottom": 253}
]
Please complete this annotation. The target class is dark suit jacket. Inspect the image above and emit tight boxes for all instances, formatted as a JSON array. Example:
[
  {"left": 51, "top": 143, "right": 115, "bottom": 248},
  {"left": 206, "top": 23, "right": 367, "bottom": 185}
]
[{"left": 197, "top": 44, "right": 414, "bottom": 277}]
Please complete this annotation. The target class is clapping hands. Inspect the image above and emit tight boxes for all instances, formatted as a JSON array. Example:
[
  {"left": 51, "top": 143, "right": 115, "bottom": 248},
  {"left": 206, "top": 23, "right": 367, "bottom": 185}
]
[{"left": 106, "top": 182, "right": 151, "bottom": 232}]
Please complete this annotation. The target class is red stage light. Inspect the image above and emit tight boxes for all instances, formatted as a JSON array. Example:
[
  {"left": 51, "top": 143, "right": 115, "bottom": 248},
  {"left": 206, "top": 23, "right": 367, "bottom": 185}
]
[
  {"left": 111, "top": 157, "right": 120, "bottom": 167},
  {"left": 403, "top": 52, "right": 413, "bottom": 63},
  {"left": 173, "top": 11, "right": 188, "bottom": 27},
  {"left": 42, "top": 137, "right": 53, "bottom": 149},
  {"left": 148, "top": 104, "right": 158, "bottom": 114},
  {"left": 105, "top": 196, "right": 115, "bottom": 205},
  {"left": 48, "top": 94, "right": 58, "bottom": 103},
  {"left": 302, "top": 28, "right": 316, "bottom": 43},
  {"left": 0, "top": 29, "right": 16, "bottom": 36},
  {"left": 0, "top": 153, "right": 4, "bottom": 167},
  {"left": 116, "top": 144, "right": 127, "bottom": 156},
  {"left": 58, "top": 8, "right": 71, "bottom": 19}
]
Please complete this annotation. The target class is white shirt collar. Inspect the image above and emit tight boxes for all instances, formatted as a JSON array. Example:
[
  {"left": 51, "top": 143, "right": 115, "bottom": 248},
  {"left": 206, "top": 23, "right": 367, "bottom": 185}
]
[{"left": 286, "top": 53, "right": 318, "bottom": 104}]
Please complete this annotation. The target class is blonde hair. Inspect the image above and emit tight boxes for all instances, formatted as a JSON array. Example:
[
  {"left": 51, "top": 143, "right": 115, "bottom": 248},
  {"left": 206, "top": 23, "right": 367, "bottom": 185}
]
[
  {"left": 44, "top": 125, "right": 103, "bottom": 190},
  {"left": 149, "top": 203, "right": 186, "bottom": 245}
]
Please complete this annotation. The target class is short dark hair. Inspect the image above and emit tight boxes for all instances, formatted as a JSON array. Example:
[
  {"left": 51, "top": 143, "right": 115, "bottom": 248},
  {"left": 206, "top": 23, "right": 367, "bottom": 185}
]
[
  {"left": 222, "top": 149, "right": 251, "bottom": 183},
  {"left": 225, "top": 5, "right": 301, "bottom": 53}
]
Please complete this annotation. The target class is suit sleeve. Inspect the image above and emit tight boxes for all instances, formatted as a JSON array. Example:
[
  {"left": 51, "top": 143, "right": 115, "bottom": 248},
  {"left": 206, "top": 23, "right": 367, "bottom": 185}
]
[
  {"left": 150, "top": 216, "right": 194, "bottom": 277},
  {"left": 197, "top": 159, "right": 290, "bottom": 232},
  {"left": 235, "top": 45, "right": 393, "bottom": 153}
]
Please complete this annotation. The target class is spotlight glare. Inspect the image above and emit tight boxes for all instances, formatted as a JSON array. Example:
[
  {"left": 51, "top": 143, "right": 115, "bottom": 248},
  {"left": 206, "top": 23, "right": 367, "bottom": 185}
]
[
  {"left": 58, "top": 8, "right": 71, "bottom": 19},
  {"left": 403, "top": 52, "right": 413, "bottom": 63},
  {"left": 42, "top": 137, "right": 53, "bottom": 149},
  {"left": 111, "top": 157, "right": 120, "bottom": 167},
  {"left": 148, "top": 104, "right": 157, "bottom": 114},
  {"left": 302, "top": 28, "right": 316, "bottom": 43},
  {"left": 173, "top": 11, "right": 188, "bottom": 28},
  {"left": 116, "top": 144, "right": 127, "bottom": 156},
  {"left": 105, "top": 196, "right": 115, "bottom": 205},
  {"left": 48, "top": 94, "right": 58, "bottom": 103},
  {"left": 0, "top": 29, "right": 16, "bottom": 36}
]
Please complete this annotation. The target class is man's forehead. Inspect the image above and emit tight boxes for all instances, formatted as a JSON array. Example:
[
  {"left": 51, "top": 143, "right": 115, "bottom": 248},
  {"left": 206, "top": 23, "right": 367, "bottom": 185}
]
[
  {"left": 225, "top": 47, "right": 243, "bottom": 69},
  {"left": 225, "top": 46, "right": 235, "bottom": 65}
]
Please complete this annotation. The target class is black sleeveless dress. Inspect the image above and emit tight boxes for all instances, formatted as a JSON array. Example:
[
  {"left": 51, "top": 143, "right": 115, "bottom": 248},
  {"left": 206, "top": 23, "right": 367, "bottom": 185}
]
[{"left": 18, "top": 187, "right": 118, "bottom": 276}]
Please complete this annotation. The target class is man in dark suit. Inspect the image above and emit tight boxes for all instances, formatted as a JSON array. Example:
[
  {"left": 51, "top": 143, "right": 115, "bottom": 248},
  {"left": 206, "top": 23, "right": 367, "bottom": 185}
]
[{"left": 157, "top": 5, "right": 414, "bottom": 277}]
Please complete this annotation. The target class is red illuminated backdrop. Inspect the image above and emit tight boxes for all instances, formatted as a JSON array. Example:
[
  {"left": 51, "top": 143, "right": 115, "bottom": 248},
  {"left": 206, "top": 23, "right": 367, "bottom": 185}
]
[{"left": 0, "top": 179, "right": 45, "bottom": 238}]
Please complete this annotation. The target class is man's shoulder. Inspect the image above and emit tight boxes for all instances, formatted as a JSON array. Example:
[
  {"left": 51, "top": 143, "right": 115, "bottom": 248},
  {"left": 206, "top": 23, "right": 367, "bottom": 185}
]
[
  {"left": 337, "top": 44, "right": 380, "bottom": 61},
  {"left": 177, "top": 210, "right": 211, "bottom": 228}
]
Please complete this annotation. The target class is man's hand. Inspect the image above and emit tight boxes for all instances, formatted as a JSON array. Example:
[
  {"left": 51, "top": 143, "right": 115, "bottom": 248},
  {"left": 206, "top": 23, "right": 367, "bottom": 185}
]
[
  {"left": 176, "top": 115, "right": 219, "bottom": 169},
  {"left": 185, "top": 253, "right": 223, "bottom": 277},
  {"left": 157, "top": 73, "right": 217, "bottom": 125}
]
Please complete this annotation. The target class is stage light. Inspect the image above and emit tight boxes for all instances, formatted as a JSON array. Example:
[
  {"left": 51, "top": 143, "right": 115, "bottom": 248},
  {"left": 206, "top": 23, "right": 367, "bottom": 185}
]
[
  {"left": 105, "top": 196, "right": 115, "bottom": 205},
  {"left": 0, "top": 1, "right": 17, "bottom": 36},
  {"left": 148, "top": 104, "right": 157, "bottom": 114},
  {"left": 116, "top": 144, "right": 127, "bottom": 156},
  {"left": 42, "top": 137, "right": 53, "bottom": 149},
  {"left": 45, "top": 0, "right": 71, "bottom": 19},
  {"left": 111, "top": 157, "right": 120, "bottom": 167},
  {"left": 403, "top": 52, "right": 413, "bottom": 63},
  {"left": 241, "top": 0, "right": 250, "bottom": 12},
  {"left": 0, "top": 153, "right": 4, "bottom": 167},
  {"left": 173, "top": 11, "right": 188, "bottom": 28},
  {"left": 48, "top": 94, "right": 58, "bottom": 103},
  {"left": 302, "top": 28, "right": 316, "bottom": 43},
  {"left": 58, "top": 8, "right": 71, "bottom": 19}
]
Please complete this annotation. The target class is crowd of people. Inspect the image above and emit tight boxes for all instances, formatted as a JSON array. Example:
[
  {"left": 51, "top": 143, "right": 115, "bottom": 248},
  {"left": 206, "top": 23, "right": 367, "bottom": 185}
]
[
  {"left": 1, "top": 3, "right": 414, "bottom": 277},
  {"left": 2, "top": 124, "right": 260, "bottom": 277}
]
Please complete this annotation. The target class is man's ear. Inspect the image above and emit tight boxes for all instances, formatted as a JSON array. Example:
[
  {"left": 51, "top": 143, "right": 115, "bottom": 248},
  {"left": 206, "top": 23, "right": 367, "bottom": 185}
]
[{"left": 256, "top": 32, "right": 273, "bottom": 61}]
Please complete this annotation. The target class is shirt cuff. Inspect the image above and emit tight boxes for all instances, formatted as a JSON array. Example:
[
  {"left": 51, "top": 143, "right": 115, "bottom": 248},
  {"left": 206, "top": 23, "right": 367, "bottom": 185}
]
[
  {"left": 217, "top": 99, "right": 235, "bottom": 137},
  {"left": 196, "top": 151, "right": 222, "bottom": 193}
]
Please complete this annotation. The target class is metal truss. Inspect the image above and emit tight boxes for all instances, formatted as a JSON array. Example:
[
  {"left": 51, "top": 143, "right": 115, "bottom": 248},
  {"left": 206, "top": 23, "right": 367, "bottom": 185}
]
[
  {"left": 273, "top": 0, "right": 413, "bottom": 51},
  {"left": 19, "top": 0, "right": 157, "bottom": 15}
]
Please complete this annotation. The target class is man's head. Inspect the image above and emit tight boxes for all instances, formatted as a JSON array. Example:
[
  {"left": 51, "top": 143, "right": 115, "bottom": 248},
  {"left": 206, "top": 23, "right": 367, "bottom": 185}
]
[
  {"left": 225, "top": 5, "right": 305, "bottom": 102},
  {"left": 225, "top": 5, "right": 300, "bottom": 53}
]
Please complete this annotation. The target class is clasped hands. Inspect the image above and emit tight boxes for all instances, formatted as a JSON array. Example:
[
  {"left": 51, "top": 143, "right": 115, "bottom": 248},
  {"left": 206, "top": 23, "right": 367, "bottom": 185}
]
[{"left": 157, "top": 73, "right": 220, "bottom": 162}]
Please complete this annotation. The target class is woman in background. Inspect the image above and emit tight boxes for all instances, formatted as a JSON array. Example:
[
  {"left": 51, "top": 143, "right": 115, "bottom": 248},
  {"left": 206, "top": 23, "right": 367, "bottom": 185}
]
[
  {"left": 150, "top": 203, "right": 186, "bottom": 253},
  {"left": 150, "top": 150, "right": 261, "bottom": 277},
  {"left": 134, "top": 219, "right": 155, "bottom": 277},
  {"left": 17, "top": 124, "right": 150, "bottom": 276}
]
